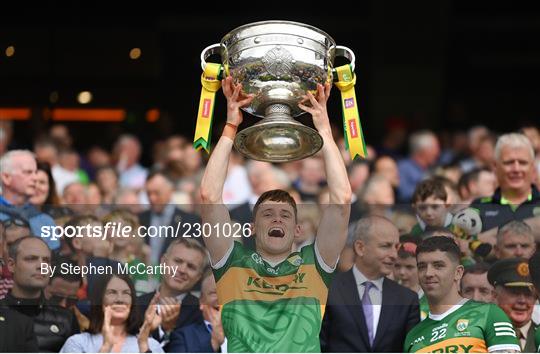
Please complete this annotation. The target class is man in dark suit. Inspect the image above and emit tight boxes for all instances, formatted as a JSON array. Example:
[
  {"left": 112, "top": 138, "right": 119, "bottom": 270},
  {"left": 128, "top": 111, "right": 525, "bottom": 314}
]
[
  {"left": 321, "top": 216, "right": 420, "bottom": 352},
  {"left": 168, "top": 271, "right": 226, "bottom": 352},
  {"left": 139, "top": 170, "right": 201, "bottom": 265},
  {"left": 137, "top": 238, "right": 208, "bottom": 348}
]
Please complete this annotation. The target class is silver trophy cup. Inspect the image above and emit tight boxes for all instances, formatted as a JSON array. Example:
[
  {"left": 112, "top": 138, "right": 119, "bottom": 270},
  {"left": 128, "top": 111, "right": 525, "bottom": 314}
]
[{"left": 201, "top": 20, "right": 355, "bottom": 162}]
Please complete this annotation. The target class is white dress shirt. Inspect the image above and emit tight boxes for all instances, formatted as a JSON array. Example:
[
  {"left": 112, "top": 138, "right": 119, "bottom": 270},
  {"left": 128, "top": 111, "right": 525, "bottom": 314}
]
[{"left": 352, "top": 265, "right": 384, "bottom": 339}]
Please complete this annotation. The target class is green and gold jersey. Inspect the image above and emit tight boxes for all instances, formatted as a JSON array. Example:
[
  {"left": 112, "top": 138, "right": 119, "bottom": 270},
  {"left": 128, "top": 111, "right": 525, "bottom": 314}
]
[
  {"left": 404, "top": 299, "right": 520, "bottom": 353},
  {"left": 535, "top": 325, "right": 540, "bottom": 352},
  {"left": 212, "top": 241, "right": 333, "bottom": 353}
]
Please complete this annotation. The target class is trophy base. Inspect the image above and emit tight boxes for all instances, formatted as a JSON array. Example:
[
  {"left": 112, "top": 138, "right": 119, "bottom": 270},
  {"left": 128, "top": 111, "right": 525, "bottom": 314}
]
[{"left": 234, "top": 104, "right": 323, "bottom": 163}]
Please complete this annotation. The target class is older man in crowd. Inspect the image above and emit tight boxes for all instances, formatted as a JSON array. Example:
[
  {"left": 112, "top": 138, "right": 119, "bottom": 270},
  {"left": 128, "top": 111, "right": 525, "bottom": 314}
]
[
  {"left": 321, "top": 216, "right": 419, "bottom": 352},
  {"left": 488, "top": 258, "right": 538, "bottom": 352},
  {"left": 0, "top": 150, "right": 58, "bottom": 250},
  {"left": 494, "top": 220, "right": 536, "bottom": 260},
  {"left": 475, "top": 133, "right": 539, "bottom": 244}
]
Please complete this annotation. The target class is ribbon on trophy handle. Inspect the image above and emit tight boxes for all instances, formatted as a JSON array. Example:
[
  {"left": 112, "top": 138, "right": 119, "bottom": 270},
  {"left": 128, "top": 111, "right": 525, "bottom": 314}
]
[
  {"left": 193, "top": 63, "right": 223, "bottom": 152},
  {"left": 334, "top": 64, "right": 367, "bottom": 160}
]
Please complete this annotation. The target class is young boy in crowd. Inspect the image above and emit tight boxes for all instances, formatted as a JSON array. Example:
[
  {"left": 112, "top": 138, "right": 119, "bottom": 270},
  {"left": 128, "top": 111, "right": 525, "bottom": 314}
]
[
  {"left": 410, "top": 178, "right": 453, "bottom": 238},
  {"left": 394, "top": 234, "right": 429, "bottom": 320}
]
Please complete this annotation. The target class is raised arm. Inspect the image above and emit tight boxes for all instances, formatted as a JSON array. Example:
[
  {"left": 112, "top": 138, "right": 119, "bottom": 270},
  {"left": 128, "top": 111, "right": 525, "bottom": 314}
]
[
  {"left": 298, "top": 83, "right": 352, "bottom": 268},
  {"left": 199, "top": 77, "right": 254, "bottom": 265}
]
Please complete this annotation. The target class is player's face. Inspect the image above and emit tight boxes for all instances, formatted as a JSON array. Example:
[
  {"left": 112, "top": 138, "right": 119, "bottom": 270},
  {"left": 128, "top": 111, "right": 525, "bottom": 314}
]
[
  {"left": 254, "top": 201, "right": 300, "bottom": 257},
  {"left": 417, "top": 250, "right": 463, "bottom": 302},
  {"left": 460, "top": 272, "right": 496, "bottom": 303},
  {"left": 414, "top": 196, "right": 448, "bottom": 228},
  {"left": 394, "top": 256, "right": 419, "bottom": 291}
]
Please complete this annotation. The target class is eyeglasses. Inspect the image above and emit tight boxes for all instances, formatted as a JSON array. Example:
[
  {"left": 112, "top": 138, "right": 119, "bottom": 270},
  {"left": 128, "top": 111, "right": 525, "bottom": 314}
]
[
  {"left": 49, "top": 294, "right": 79, "bottom": 307},
  {"left": 2, "top": 217, "right": 30, "bottom": 229}
]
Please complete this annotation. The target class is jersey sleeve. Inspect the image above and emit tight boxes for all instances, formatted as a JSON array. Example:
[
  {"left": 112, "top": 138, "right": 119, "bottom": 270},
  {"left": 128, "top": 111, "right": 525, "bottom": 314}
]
[
  {"left": 484, "top": 304, "right": 521, "bottom": 353},
  {"left": 301, "top": 243, "right": 334, "bottom": 287},
  {"left": 211, "top": 241, "right": 244, "bottom": 282}
]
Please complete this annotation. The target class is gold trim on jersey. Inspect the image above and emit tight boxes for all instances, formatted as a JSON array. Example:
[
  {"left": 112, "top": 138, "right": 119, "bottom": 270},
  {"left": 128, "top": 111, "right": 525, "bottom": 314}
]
[
  {"left": 216, "top": 264, "right": 328, "bottom": 305},
  {"left": 414, "top": 337, "right": 487, "bottom": 353}
]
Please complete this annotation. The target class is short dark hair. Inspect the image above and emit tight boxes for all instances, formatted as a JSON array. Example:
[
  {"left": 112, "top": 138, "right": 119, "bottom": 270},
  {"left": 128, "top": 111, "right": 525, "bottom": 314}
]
[
  {"left": 164, "top": 238, "right": 209, "bottom": 273},
  {"left": 420, "top": 227, "right": 456, "bottom": 240},
  {"left": 50, "top": 255, "right": 83, "bottom": 285},
  {"left": 529, "top": 251, "right": 540, "bottom": 291},
  {"left": 463, "top": 262, "right": 490, "bottom": 277},
  {"left": 458, "top": 167, "right": 491, "bottom": 198},
  {"left": 416, "top": 236, "right": 461, "bottom": 263},
  {"left": 412, "top": 178, "right": 447, "bottom": 204},
  {"left": 145, "top": 169, "right": 174, "bottom": 186},
  {"left": 8, "top": 236, "right": 50, "bottom": 261},
  {"left": 253, "top": 189, "right": 297, "bottom": 221},
  {"left": 88, "top": 274, "right": 141, "bottom": 335}
]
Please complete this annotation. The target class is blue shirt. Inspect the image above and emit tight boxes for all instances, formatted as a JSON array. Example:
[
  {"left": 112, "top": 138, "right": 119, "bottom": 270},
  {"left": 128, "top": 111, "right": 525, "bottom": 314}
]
[
  {"left": 60, "top": 333, "right": 163, "bottom": 353},
  {"left": 0, "top": 196, "right": 60, "bottom": 250},
  {"left": 397, "top": 158, "right": 427, "bottom": 203}
]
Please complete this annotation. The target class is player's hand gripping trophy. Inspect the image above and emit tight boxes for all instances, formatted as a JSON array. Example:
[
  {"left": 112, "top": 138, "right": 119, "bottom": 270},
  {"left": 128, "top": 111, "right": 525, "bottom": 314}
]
[{"left": 194, "top": 20, "right": 368, "bottom": 162}]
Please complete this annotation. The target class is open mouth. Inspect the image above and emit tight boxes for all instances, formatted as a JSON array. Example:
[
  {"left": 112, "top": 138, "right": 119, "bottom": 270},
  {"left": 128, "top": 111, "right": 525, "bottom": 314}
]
[{"left": 268, "top": 227, "right": 285, "bottom": 238}]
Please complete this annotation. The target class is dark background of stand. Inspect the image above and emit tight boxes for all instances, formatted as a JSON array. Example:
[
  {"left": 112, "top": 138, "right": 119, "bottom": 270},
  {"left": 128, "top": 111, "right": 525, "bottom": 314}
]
[{"left": 1, "top": 1, "right": 539, "bottom": 164}]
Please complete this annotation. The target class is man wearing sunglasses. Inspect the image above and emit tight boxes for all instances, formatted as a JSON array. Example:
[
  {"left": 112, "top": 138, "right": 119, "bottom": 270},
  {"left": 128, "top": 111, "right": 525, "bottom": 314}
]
[
  {"left": 44, "top": 256, "right": 88, "bottom": 330},
  {"left": 0, "top": 150, "right": 59, "bottom": 250}
]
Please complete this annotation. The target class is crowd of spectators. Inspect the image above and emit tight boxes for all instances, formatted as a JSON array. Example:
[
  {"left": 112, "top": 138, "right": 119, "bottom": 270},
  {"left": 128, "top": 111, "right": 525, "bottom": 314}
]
[{"left": 0, "top": 119, "right": 539, "bottom": 352}]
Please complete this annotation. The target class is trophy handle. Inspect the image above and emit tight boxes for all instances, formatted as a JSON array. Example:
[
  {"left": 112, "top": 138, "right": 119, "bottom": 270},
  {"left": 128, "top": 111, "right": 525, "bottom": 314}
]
[
  {"left": 200, "top": 44, "right": 222, "bottom": 71},
  {"left": 334, "top": 45, "right": 356, "bottom": 72}
]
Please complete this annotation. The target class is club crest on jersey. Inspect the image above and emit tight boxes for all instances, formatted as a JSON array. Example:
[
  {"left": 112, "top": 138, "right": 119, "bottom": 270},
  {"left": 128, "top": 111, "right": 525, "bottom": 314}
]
[
  {"left": 287, "top": 255, "right": 303, "bottom": 266},
  {"left": 456, "top": 319, "right": 469, "bottom": 331}
]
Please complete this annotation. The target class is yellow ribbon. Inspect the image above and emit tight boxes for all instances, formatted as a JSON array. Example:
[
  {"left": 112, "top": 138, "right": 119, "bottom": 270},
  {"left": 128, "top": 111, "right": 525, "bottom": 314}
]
[
  {"left": 194, "top": 63, "right": 222, "bottom": 152},
  {"left": 334, "top": 64, "right": 367, "bottom": 160}
]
